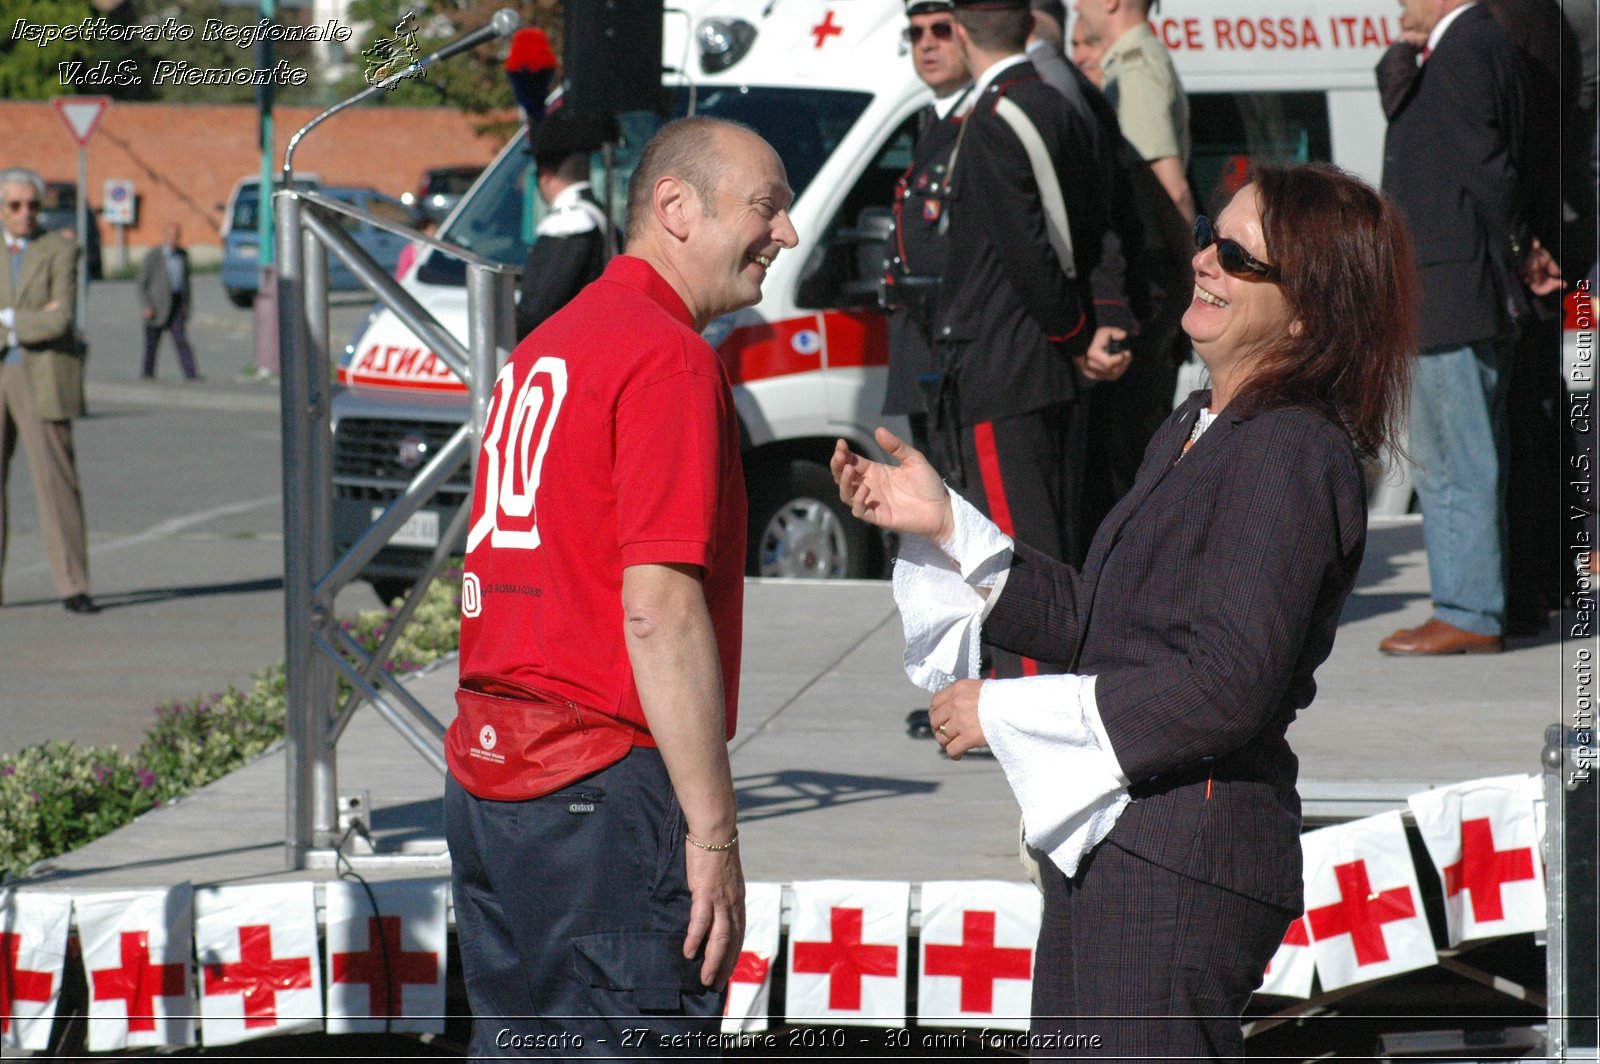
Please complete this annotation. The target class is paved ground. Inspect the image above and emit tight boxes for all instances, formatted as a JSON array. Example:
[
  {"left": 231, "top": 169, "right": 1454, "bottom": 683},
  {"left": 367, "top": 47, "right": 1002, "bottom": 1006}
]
[
  {"left": 14, "top": 516, "right": 1575, "bottom": 890},
  {"left": 1, "top": 276, "right": 382, "bottom": 757}
]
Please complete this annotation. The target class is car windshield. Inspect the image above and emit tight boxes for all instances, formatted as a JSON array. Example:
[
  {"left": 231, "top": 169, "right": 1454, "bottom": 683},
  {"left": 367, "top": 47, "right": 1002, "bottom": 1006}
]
[{"left": 422, "top": 85, "right": 871, "bottom": 283}]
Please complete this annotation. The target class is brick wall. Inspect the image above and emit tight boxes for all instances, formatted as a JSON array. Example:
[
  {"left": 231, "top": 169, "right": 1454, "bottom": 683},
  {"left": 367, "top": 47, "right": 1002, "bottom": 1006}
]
[{"left": 4, "top": 100, "right": 508, "bottom": 264}]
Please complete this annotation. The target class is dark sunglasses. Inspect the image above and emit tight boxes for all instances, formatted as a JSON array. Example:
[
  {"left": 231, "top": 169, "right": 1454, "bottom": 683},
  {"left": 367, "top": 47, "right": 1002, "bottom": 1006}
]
[
  {"left": 904, "top": 21, "right": 954, "bottom": 44},
  {"left": 5, "top": 200, "right": 41, "bottom": 212},
  {"left": 1193, "top": 215, "right": 1279, "bottom": 280}
]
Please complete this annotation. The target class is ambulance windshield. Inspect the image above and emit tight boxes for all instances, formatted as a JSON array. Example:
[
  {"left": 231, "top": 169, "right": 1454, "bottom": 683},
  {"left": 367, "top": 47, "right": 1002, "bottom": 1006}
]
[{"left": 421, "top": 85, "right": 871, "bottom": 284}]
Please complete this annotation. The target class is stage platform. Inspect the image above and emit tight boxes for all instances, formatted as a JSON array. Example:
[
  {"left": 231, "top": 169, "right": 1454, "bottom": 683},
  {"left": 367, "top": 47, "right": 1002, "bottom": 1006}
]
[{"left": 13, "top": 517, "right": 1566, "bottom": 895}]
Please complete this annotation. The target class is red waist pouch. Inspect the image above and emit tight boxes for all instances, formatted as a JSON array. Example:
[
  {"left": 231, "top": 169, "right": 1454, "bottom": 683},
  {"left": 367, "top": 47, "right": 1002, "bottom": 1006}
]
[{"left": 447, "top": 674, "right": 639, "bottom": 800}]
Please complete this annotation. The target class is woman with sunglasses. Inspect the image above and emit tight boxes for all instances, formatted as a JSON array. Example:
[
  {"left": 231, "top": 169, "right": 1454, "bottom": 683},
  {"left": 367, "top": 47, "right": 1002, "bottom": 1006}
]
[{"left": 832, "top": 163, "right": 1415, "bottom": 1060}]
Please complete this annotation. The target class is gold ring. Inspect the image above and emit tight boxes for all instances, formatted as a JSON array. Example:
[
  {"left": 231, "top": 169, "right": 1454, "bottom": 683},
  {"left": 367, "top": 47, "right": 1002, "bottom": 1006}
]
[{"left": 937, "top": 724, "right": 951, "bottom": 739}]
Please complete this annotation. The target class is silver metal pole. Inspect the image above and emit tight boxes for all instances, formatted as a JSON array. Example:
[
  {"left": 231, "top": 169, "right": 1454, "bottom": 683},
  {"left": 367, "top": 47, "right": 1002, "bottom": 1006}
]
[
  {"left": 301, "top": 215, "right": 339, "bottom": 853},
  {"left": 75, "top": 148, "right": 88, "bottom": 333},
  {"left": 277, "top": 188, "right": 315, "bottom": 870},
  {"left": 298, "top": 210, "right": 471, "bottom": 376},
  {"left": 466, "top": 260, "right": 516, "bottom": 442}
]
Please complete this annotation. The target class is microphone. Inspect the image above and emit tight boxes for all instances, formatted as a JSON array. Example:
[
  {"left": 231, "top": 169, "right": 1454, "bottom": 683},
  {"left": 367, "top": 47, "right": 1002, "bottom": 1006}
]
[{"left": 407, "top": 8, "right": 520, "bottom": 77}]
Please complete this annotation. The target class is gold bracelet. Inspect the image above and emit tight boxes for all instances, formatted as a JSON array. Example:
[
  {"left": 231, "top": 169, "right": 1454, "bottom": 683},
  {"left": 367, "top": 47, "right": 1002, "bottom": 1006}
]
[{"left": 685, "top": 831, "right": 738, "bottom": 852}]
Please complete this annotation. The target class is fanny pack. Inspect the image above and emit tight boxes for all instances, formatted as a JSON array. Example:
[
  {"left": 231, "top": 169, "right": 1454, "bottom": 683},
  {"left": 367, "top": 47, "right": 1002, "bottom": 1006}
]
[{"left": 447, "top": 674, "right": 638, "bottom": 801}]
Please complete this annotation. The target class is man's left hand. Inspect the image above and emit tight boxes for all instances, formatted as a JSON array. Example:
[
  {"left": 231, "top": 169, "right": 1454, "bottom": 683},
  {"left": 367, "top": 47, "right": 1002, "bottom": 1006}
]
[
  {"left": 683, "top": 844, "right": 745, "bottom": 989},
  {"left": 1523, "top": 239, "right": 1563, "bottom": 297},
  {"left": 1076, "top": 326, "right": 1131, "bottom": 382}
]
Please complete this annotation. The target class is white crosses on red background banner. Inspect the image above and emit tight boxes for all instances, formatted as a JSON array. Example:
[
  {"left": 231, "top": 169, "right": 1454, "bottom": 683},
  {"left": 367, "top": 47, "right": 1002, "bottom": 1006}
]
[
  {"left": 324, "top": 880, "right": 448, "bottom": 1034},
  {"left": 917, "top": 881, "right": 1038, "bottom": 1031},
  {"left": 1256, "top": 914, "right": 1315, "bottom": 1000},
  {"left": 196, "top": 883, "right": 323, "bottom": 1045},
  {"left": 1, "top": 891, "right": 73, "bottom": 1051},
  {"left": 723, "top": 881, "right": 781, "bottom": 1035},
  {"left": 787, "top": 881, "right": 908, "bottom": 1026},
  {"left": 1408, "top": 774, "right": 1545, "bottom": 947},
  {"left": 77, "top": 886, "right": 196, "bottom": 1051},
  {"left": 1300, "top": 810, "right": 1436, "bottom": 991}
]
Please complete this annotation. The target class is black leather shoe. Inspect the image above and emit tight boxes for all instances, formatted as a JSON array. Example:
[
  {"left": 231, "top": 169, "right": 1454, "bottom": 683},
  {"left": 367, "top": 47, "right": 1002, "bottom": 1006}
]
[{"left": 63, "top": 594, "right": 101, "bottom": 614}]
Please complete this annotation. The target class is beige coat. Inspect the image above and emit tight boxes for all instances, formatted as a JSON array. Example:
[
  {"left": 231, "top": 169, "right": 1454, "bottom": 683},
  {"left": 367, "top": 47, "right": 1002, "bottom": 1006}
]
[{"left": 1, "top": 230, "right": 83, "bottom": 420}]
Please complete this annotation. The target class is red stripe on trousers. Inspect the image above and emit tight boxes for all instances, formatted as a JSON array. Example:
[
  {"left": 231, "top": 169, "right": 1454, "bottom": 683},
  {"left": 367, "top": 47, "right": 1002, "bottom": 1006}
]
[{"left": 971, "top": 421, "right": 1038, "bottom": 676}]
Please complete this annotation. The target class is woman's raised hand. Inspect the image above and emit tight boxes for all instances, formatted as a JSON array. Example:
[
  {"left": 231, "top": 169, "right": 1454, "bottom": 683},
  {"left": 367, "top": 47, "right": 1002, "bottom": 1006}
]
[{"left": 830, "top": 427, "right": 955, "bottom": 543}]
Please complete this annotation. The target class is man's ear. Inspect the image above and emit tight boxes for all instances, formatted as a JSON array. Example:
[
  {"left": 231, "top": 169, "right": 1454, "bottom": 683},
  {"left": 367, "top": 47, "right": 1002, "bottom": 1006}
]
[
  {"left": 1289, "top": 318, "right": 1304, "bottom": 338},
  {"left": 653, "top": 175, "right": 694, "bottom": 241}
]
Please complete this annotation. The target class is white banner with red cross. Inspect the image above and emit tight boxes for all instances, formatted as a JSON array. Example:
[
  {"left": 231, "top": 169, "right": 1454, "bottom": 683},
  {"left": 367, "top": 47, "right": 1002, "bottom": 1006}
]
[
  {"left": 1, "top": 891, "right": 73, "bottom": 1051},
  {"left": 723, "top": 881, "right": 782, "bottom": 1035},
  {"left": 196, "top": 882, "right": 323, "bottom": 1045},
  {"left": 916, "top": 880, "right": 1038, "bottom": 1031},
  {"left": 1300, "top": 811, "right": 1436, "bottom": 991},
  {"left": 77, "top": 886, "right": 196, "bottom": 1050},
  {"left": 1255, "top": 914, "right": 1315, "bottom": 1000},
  {"left": 786, "top": 880, "right": 909, "bottom": 1027},
  {"left": 1407, "top": 774, "right": 1545, "bottom": 947},
  {"left": 324, "top": 880, "right": 448, "bottom": 1034}
]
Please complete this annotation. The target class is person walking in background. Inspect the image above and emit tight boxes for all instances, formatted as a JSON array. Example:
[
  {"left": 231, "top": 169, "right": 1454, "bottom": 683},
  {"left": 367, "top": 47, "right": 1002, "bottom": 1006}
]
[
  {"left": 1376, "top": 0, "right": 1533, "bottom": 655},
  {"left": 137, "top": 223, "right": 200, "bottom": 381},
  {"left": 0, "top": 166, "right": 96, "bottom": 614}
]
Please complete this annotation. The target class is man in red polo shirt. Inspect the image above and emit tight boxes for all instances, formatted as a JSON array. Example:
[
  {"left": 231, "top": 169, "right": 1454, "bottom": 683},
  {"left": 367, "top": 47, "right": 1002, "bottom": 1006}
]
[{"left": 445, "top": 116, "right": 797, "bottom": 1057}]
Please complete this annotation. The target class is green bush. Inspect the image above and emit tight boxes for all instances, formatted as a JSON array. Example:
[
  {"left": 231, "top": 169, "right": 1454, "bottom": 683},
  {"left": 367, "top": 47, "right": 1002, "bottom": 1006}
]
[{"left": 0, "top": 574, "right": 462, "bottom": 881}]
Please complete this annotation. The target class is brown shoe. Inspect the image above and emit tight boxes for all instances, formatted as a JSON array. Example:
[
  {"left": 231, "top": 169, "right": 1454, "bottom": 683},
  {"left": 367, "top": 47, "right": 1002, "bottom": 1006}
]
[{"left": 1379, "top": 617, "right": 1502, "bottom": 655}]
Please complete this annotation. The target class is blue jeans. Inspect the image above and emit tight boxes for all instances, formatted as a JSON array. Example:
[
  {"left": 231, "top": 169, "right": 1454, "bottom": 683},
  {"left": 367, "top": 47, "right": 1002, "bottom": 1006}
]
[{"left": 1407, "top": 339, "right": 1513, "bottom": 636}]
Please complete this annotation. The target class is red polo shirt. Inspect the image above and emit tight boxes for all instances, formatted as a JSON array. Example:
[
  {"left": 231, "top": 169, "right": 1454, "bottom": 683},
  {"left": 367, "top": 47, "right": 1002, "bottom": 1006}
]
[{"left": 456, "top": 255, "right": 746, "bottom": 744}]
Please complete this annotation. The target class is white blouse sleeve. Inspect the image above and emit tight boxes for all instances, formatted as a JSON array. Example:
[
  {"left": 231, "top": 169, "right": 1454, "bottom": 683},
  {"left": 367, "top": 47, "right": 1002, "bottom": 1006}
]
[
  {"left": 979, "top": 675, "right": 1130, "bottom": 877},
  {"left": 892, "top": 488, "right": 1130, "bottom": 877},
  {"left": 892, "top": 488, "right": 1014, "bottom": 691}
]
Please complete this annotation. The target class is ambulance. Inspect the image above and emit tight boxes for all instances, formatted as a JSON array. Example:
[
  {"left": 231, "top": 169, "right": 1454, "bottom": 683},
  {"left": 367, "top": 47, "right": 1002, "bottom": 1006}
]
[{"left": 332, "top": 0, "right": 1410, "bottom": 599}]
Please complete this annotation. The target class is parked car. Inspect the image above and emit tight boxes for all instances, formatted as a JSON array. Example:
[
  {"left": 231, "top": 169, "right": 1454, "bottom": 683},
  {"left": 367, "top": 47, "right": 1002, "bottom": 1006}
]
[
  {"left": 40, "top": 181, "right": 102, "bottom": 280},
  {"left": 220, "top": 184, "right": 415, "bottom": 307},
  {"left": 399, "top": 165, "right": 483, "bottom": 225}
]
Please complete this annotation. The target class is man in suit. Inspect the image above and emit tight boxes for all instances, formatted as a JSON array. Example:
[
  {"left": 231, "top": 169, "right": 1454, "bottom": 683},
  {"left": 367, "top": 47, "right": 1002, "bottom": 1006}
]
[
  {"left": 934, "top": 0, "right": 1127, "bottom": 677},
  {"left": 0, "top": 167, "right": 96, "bottom": 614},
  {"left": 881, "top": 0, "right": 972, "bottom": 457},
  {"left": 514, "top": 111, "right": 618, "bottom": 339},
  {"left": 1377, "top": 0, "right": 1530, "bottom": 655},
  {"left": 1027, "top": 0, "right": 1192, "bottom": 548},
  {"left": 137, "top": 223, "right": 200, "bottom": 381}
]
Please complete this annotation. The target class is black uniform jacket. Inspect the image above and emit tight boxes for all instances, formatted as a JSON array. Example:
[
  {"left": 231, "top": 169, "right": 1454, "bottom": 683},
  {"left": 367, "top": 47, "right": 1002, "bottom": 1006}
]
[
  {"left": 934, "top": 60, "right": 1111, "bottom": 424},
  {"left": 516, "top": 186, "right": 613, "bottom": 339},
  {"left": 984, "top": 393, "right": 1369, "bottom": 910},
  {"left": 1380, "top": 4, "right": 1528, "bottom": 349},
  {"left": 883, "top": 100, "right": 966, "bottom": 417}
]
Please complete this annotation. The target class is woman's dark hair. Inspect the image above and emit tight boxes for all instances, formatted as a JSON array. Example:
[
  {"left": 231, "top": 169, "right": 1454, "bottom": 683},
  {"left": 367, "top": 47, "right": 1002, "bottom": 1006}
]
[{"left": 1237, "top": 163, "right": 1416, "bottom": 461}]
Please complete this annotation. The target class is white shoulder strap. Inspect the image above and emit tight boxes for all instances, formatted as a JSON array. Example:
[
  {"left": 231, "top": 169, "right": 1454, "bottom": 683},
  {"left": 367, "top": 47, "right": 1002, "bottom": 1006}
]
[{"left": 993, "top": 95, "right": 1076, "bottom": 279}]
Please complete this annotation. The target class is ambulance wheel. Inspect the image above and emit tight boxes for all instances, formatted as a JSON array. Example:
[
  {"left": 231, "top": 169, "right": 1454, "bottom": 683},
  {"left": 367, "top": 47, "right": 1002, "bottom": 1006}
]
[
  {"left": 748, "top": 460, "right": 880, "bottom": 580},
  {"left": 226, "top": 287, "right": 255, "bottom": 309}
]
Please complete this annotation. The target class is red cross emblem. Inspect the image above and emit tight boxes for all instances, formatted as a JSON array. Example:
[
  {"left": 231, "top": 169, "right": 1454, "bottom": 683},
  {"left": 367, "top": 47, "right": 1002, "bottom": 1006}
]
[
  {"left": 2, "top": 931, "right": 56, "bottom": 1035},
  {"left": 1443, "top": 817, "right": 1536, "bottom": 922},
  {"left": 202, "top": 925, "right": 314, "bottom": 1028},
  {"left": 792, "top": 907, "right": 899, "bottom": 1010},
  {"left": 1264, "top": 916, "right": 1309, "bottom": 975},
  {"left": 1306, "top": 859, "right": 1418, "bottom": 966},
  {"left": 922, "top": 910, "right": 1032, "bottom": 1013},
  {"left": 811, "top": 10, "right": 844, "bottom": 49},
  {"left": 331, "top": 916, "right": 439, "bottom": 1017},
  {"left": 90, "top": 931, "right": 188, "bottom": 1032},
  {"left": 723, "top": 950, "right": 772, "bottom": 1016}
]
